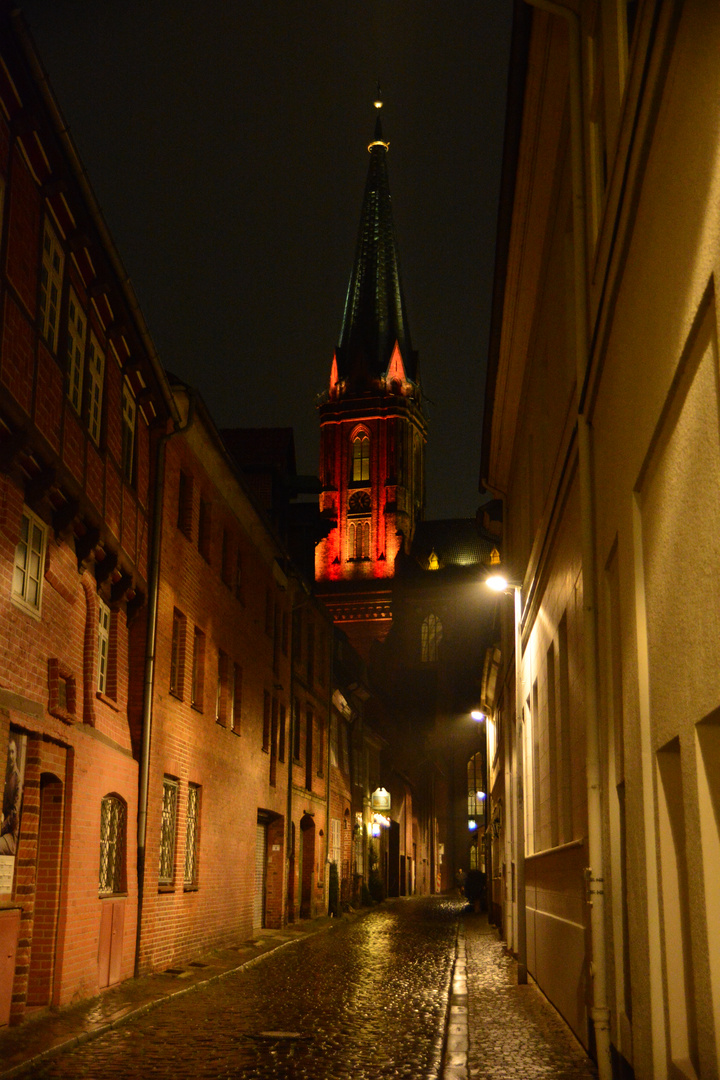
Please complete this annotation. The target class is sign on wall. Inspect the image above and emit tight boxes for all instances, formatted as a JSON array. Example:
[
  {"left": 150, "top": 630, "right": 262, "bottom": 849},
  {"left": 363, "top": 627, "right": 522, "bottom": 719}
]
[{"left": 0, "top": 730, "right": 27, "bottom": 894}]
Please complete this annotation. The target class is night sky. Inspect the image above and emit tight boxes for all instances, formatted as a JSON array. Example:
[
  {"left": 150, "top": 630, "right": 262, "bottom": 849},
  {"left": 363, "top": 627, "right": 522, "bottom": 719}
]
[{"left": 19, "top": 2, "right": 512, "bottom": 520}]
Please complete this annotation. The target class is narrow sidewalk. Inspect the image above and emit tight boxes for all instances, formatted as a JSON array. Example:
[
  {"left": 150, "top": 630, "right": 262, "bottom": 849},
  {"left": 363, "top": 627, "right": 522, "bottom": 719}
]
[
  {"left": 444, "top": 912, "right": 598, "bottom": 1080},
  {"left": 0, "top": 913, "right": 344, "bottom": 1080}
]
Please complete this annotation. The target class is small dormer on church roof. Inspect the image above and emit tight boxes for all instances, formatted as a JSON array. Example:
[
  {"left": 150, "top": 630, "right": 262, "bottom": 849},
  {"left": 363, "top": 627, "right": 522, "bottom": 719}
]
[{"left": 332, "top": 94, "right": 419, "bottom": 397}]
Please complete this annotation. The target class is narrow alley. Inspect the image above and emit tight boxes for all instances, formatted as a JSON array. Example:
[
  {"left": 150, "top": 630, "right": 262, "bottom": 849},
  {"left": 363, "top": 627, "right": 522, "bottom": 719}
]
[{"left": 1, "top": 898, "right": 597, "bottom": 1080}]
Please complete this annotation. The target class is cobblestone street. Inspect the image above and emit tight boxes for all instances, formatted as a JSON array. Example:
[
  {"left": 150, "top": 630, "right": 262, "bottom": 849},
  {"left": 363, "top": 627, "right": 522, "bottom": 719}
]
[{"left": 2, "top": 897, "right": 598, "bottom": 1080}]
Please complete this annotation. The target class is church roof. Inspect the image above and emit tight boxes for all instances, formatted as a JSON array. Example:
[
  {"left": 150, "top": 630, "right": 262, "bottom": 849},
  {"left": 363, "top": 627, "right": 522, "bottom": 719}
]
[
  {"left": 335, "top": 104, "right": 418, "bottom": 390},
  {"left": 409, "top": 519, "right": 499, "bottom": 570}
]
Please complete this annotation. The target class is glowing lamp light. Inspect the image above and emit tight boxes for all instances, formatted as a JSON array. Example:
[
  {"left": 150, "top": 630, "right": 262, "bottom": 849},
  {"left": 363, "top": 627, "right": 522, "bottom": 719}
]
[
  {"left": 471, "top": 710, "right": 486, "bottom": 722},
  {"left": 371, "top": 823, "right": 381, "bottom": 838},
  {"left": 468, "top": 819, "right": 478, "bottom": 831},
  {"left": 476, "top": 791, "right": 486, "bottom": 800},
  {"left": 486, "top": 572, "right": 509, "bottom": 592}
]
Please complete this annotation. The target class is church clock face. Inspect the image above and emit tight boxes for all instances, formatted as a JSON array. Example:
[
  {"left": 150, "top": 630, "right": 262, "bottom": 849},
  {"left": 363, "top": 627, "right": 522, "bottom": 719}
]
[{"left": 348, "top": 491, "right": 372, "bottom": 514}]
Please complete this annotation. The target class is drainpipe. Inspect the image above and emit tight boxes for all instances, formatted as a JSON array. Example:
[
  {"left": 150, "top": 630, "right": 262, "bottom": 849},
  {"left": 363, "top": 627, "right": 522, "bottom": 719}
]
[
  {"left": 521, "top": 4, "right": 611, "bottom": 1078},
  {"left": 135, "top": 391, "right": 195, "bottom": 976}
]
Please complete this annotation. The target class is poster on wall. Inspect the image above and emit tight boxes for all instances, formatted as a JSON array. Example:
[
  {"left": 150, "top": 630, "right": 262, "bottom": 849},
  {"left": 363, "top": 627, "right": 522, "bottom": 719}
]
[{"left": 0, "top": 730, "right": 27, "bottom": 894}]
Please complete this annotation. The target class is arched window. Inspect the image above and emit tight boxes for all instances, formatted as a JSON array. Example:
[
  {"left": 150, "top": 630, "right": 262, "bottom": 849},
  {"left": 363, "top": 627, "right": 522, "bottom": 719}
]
[
  {"left": 348, "top": 520, "right": 370, "bottom": 560},
  {"left": 351, "top": 434, "right": 370, "bottom": 482},
  {"left": 99, "top": 795, "right": 127, "bottom": 895},
  {"left": 467, "top": 753, "right": 485, "bottom": 817},
  {"left": 421, "top": 614, "right": 442, "bottom": 662}
]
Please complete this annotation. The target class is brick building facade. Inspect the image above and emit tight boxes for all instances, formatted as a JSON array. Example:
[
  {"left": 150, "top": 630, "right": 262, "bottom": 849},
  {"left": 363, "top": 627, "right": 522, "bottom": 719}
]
[{"left": 0, "top": 6, "right": 173, "bottom": 1024}]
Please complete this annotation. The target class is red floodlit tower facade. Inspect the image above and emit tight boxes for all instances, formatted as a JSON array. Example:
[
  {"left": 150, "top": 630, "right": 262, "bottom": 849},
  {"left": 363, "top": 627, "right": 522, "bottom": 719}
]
[{"left": 315, "top": 101, "right": 426, "bottom": 658}]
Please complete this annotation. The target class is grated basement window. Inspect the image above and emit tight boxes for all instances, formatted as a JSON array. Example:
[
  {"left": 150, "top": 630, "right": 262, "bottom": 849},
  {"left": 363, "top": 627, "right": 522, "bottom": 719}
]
[
  {"left": 159, "top": 779, "right": 178, "bottom": 885},
  {"left": 99, "top": 796, "right": 126, "bottom": 895}
]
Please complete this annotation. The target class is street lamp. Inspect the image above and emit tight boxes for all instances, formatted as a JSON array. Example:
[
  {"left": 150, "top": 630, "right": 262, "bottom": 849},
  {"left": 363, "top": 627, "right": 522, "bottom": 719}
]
[{"left": 486, "top": 569, "right": 527, "bottom": 985}]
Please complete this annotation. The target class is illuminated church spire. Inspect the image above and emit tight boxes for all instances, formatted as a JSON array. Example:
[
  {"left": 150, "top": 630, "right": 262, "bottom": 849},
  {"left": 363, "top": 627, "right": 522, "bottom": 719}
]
[
  {"left": 316, "top": 96, "right": 427, "bottom": 659},
  {"left": 335, "top": 93, "right": 419, "bottom": 394}
]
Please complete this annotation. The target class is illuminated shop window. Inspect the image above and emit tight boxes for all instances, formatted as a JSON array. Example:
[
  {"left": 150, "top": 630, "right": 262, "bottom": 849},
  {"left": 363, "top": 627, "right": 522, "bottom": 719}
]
[
  {"left": 351, "top": 433, "right": 370, "bottom": 481},
  {"left": 421, "top": 613, "right": 442, "bottom": 663}
]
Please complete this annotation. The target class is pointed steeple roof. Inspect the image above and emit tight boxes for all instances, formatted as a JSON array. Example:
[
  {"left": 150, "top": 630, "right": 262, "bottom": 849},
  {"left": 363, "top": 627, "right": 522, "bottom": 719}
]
[{"left": 335, "top": 97, "right": 418, "bottom": 391}]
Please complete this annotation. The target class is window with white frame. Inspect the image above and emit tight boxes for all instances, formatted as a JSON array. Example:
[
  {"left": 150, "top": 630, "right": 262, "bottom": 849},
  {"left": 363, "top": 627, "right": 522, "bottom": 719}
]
[
  {"left": 99, "top": 795, "right": 126, "bottom": 895},
  {"left": 87, "top": 333, "right": 105, "bottom": 445},
  {"left": 121, "top": 381, "right": 136, "bottom": 483},
  {"left": 97, "top": 597, "right": 110, "bottom": 694},
  {"left": 158, "top": 777, "right": 178, "bottom": 886},
  {"left": 348, "top": 519, "right": 370, "bottom": 560},
  {"left": 67, "top": 290, "right": 86, "bottom": 413},
  {"left": 12, "top": 508, "right": 46, "bottom": 614},
  {"left": 184, "top": 783, "right": 200, "bottom": 888},
  {"left": 330, "top": 817, "right": 342, "bottom": 866},
  {"left": 39, "top": 219, "right": 64, "bottom": 352}
]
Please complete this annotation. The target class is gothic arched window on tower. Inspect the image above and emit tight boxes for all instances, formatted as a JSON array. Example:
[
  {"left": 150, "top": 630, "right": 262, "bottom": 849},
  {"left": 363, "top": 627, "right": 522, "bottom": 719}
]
[
  {"left": 348, "top": 519, "right": 370, "bottom": 561},
  {"left": 421, "top": 614, "right": 442, "bottom": 663},
  {"left": 351, "top": 433, "right": 370, "bottom": 482}
]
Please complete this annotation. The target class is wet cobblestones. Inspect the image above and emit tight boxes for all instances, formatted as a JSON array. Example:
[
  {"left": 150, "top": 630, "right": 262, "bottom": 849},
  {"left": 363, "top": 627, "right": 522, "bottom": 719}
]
[
  {"left": 461, "top": 916, "right": 598, "bottom": 1080},
  {"left": 31, "top": 898, "right": 459, "bottom": 1080},
  {"left": 2, "top": 899, "right": 600, "bottom": 1080}
]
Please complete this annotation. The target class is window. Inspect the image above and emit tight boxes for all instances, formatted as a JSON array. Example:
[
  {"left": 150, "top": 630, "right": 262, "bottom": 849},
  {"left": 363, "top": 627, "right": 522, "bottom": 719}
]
[
  {"left": 270, "top": 698, "right": 278, "bottom": 786},
  {"left": 351, "top": 433, "right": 370, "bottom": 482},
  {"left": 121, "top": 381, "right": 136, "bottom": 483},
  {"left": 307, "top": 624, "right": 315, "bottom": 683},
  {"left": 221, "top": 530, "right": 232, "bottom": 587},
  {"left": 262, "top": 690, "right": 271, "bottom": 751},
  {"left": 39, "top": 219, "right": 63, "bottom": 352},
  {"left": 330, "top": 716, "right": 339, "bottom": 768},
  {"left": 293, "top": 698, "right": 301, "bottom": 760},
  {"left": 348, "top": 520, "right": 370, "bottom": 560},
  {"left": 235, "top": 550, "right": 244, "bottom": 602},
  {"left": 421, "top": 614, "right": 442, "bottom": 663},
  {"left": 158, "top": 778, "right": 178, "bottom": 886},
  {"left": 97, "top": 598, "right": 110, "bottom": 694},
  {"left": 305, "top": 707, "right": 314, "bottom": 790},
  {"left": 87, "top": 333, "right": 104, "bottom": 445},
  {"left": 170, "top": 609, "right": 186, "bottom": 698},
  {"left": 184, "top": 784, "right": 200, "bottom": 888},
  {"left": 230, "top": 663, "right": 242, "bottom": 731},
  {"left": 67, "top": 290, "right": 86, "bottom": 413},
  {"left": 317, "top": 717, "right": 324, "bottom": 776},
  {"left": 216, "top": 649, "right": 228, "bottom": 724},
  {"left": 13, "top": 508, "right": 46, "bottom": 614},
  {"left": 198, "top": 497, "right": 212, "bottom": 562},
  {"left": 99, "top": 795, "right": 126, "bottom": 895},
  {"left": 191, "top": 627, "right": 205, "bottom": 709},
  {"left": 177, "top": 470, "right": 193, "bottom": 539},
  {"left": 279, "top": 704, "right": 286, "bottom": 763}
]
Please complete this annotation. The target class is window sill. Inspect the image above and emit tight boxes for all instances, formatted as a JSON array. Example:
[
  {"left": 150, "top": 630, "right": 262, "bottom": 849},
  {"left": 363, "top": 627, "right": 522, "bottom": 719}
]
[
  {"left": 49, "top": 708, "right": 77, "bottom": 726},
  {"left": 191, "top": 703, "right": 204, "bottom": 714},
  {"left": 230, "top": 727, "right": 241, "bottom": 737},
  {"left": 96, "top": 691, "right": 119, "bottom": 712},
  {"left": 169, "top": 689, "right": 183, "bottom": 702},
  {"left": 99, "top": 891, "right": 128, "bottom": 900},
  {"left": 158, "top": 884, "right": 176, "bottom": 894},
  {"left": 183, "top": 885, "right": 199, "bottom": 893}
]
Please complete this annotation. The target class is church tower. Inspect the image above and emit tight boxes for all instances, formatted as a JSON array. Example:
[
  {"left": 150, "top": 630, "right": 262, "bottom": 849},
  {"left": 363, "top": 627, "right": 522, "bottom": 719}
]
[{"left": 315, "top": 98, "right": 427, "bottom": 658}]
